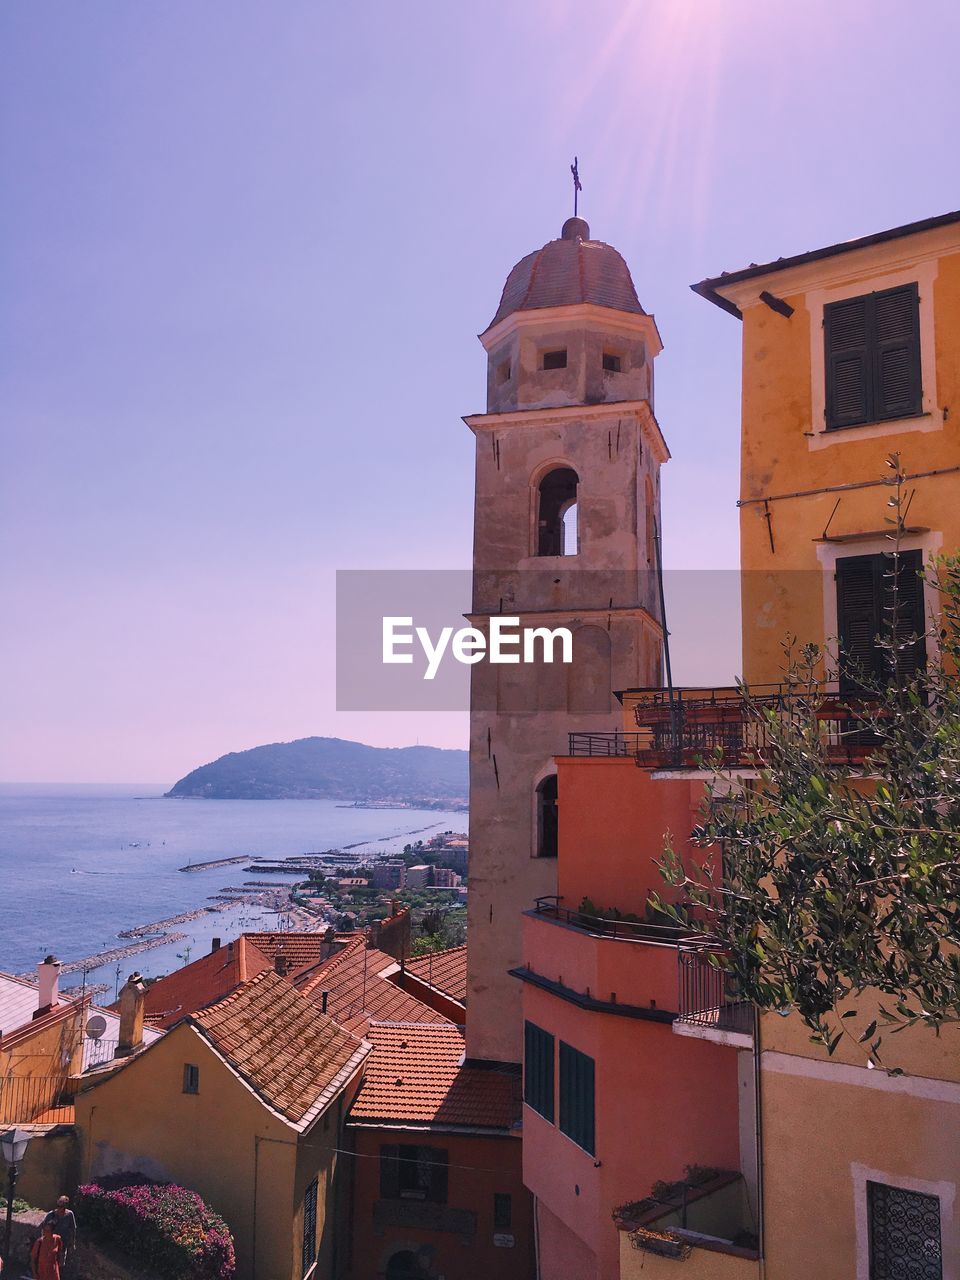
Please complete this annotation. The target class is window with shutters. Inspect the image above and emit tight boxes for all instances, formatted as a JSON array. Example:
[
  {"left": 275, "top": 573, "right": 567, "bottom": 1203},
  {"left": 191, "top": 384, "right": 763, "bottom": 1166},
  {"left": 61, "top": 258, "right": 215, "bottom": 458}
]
[
  {"left": 559, "top": 1041, "right": 595, "bottom": 1154},
  {"left": 836, "top": 551, "right": 927, "bottom": 695},
  {"left": 824, "top": 284, "right": 921, "bottom": 429},
  {"left": 867, "top": 1181, "right": 942, "bottom": 1280},
  {"left": 494, "top": 1192, "right": 513, "bottom": 1229},
  {"left": 379, "top": 1144, "right": 448, "bottom": 1204},
  {"left": 524, "top": 1021, "right": 555, "bottom": 1121},
  {"left": 301, "top": 1179, "right": 318, "bottom": 1278},
  {"left": 535, "top": 774, "right": 559, "bottom": 857}
]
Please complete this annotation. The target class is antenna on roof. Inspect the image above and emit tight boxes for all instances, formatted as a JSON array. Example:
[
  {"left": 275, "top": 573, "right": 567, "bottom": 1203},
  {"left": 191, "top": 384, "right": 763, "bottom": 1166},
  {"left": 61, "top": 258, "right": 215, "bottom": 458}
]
[{"left": 570, "top": 156, "right": 582, "bottom": 217}]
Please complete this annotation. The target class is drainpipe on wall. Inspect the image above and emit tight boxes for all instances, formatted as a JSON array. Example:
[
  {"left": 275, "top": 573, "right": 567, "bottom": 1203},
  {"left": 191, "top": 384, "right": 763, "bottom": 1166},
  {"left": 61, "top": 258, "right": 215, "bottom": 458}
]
[{"left": 533, "top": 1195, "right": 542, "bottom": 1280}]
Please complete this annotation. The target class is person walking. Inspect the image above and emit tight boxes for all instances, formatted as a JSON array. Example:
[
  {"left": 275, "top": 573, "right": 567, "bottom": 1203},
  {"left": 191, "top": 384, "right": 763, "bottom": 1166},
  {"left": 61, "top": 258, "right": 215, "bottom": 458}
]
[
  {"left": 30, "top": 1223, "right": 61, "bottom": 1280},
  {"left": 41, "top": 1198, "right": 76, "bottom": 1270}
]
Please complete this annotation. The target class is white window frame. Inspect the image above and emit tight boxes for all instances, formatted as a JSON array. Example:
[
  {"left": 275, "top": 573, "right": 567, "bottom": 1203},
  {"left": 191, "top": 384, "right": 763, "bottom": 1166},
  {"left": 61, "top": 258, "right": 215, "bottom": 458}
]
[
  {"left": 852, "top": 1162, "right": 954, "bottom": 1280},
  {"left": 816, "top": 531, "right": 943, "bottom": 689}
]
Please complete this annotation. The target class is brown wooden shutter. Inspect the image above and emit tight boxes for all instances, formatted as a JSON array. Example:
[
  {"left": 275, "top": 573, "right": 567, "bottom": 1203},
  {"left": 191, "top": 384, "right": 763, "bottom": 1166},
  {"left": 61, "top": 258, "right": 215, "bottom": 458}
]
[
  {"left": 825, "top": 296, "right": 871, "bottom": 428},
  {"left": 873, "top": 284, "right": 922, "bottom": 420}
]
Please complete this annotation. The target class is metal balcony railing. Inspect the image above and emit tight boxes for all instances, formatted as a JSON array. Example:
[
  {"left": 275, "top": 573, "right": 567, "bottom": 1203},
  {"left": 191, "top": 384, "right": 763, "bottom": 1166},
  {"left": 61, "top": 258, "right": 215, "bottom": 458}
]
[
  {"left": 0, "top": 1074, "right": 81, "bottom": 1124},
  {"left": 569, "top": 685, "right": 884, "bottom": 769},
  {"left": 677, "top": 945, "right": 753, "bottom": 1036},
  {"left": 533, "top": 896, "right": 690, "bottom": 944}
]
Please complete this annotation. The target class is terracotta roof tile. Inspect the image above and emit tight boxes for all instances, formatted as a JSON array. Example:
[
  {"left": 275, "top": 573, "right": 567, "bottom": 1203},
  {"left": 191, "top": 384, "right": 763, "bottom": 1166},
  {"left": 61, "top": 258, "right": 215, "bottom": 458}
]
[
  {"left": 348, "top": 1022, "right": 521, "bottom": 1132},
  {"left": 193, "top": 970, "right": 368, "bottom": 1127},
  {"left": 141, "top": 938, "right": 272, "bottom": 1030},
  {"left": 242, "top": 931, "right": 333, "bottom": 971},
  {"left": 405, "top": 946, "right": 467, "bottom": 1004},
  {"left": 487, "top": 225, "right": 645, "bottom": 331},
  {"left": 296, "top": 941, "right": 450, "bottom": 1037}
]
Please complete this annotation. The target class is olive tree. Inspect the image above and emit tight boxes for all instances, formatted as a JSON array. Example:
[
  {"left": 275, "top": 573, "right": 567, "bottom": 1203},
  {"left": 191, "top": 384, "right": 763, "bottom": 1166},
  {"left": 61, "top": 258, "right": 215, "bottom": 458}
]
[{"left": 654, "top": 458, "right": 960, "bottom": 1066}]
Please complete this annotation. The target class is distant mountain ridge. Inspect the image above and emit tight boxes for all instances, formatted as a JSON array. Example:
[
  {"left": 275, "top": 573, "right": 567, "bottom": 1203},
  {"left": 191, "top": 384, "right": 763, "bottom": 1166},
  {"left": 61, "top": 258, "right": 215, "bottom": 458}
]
[{"left": 166, "top": 736, "right": 468, "bottom": 803}]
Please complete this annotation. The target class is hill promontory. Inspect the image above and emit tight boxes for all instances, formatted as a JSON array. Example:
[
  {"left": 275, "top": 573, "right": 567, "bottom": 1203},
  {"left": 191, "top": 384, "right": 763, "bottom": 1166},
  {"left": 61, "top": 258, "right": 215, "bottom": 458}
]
[{"left": 166, "top": 737, "right": 468, "bottom": 805}]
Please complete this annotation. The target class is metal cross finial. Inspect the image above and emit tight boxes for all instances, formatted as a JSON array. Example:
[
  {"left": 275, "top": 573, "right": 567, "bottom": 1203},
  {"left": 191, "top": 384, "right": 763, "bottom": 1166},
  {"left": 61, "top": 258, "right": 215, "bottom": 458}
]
[{"left": 570, "top": 156, "right": 582, "bottom": 217}]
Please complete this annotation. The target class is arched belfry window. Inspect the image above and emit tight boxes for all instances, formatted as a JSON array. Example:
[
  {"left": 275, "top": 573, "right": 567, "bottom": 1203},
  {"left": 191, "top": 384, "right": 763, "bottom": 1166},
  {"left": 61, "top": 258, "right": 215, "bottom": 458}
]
[
  {"left": 537, "top": 468, "right": 579, "bottom": 557},
  {"left": 536, "top": 774, "right": 559, "bottom": 858}
]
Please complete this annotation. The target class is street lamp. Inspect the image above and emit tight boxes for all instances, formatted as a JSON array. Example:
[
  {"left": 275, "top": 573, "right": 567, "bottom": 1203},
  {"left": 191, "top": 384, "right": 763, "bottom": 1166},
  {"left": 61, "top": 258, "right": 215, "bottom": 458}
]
[{"left": 1, "top": 1126, "right": 31, "bottom": 1267}]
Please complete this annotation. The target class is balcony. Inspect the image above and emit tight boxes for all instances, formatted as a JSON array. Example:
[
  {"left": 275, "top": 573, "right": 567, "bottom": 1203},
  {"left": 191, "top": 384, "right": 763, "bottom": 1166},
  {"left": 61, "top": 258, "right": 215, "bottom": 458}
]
[
  {"left": 532, "top": 897, "right": 691, "bottom": 946},
  {"left": 674, "top": 943, "right": 753, "bottom": 1048},
  {"left": 519, "top": 898, "right": 696, "bottom": 1020},
  {"left": 0, "top": 1075, "right": 80, "bottom": 1125},
  {"left": 617, "top": 1171, "right": 760, "bottom": 1278},
  {"left": 569, "top": 685, "right": 882, "bottom": 770}
]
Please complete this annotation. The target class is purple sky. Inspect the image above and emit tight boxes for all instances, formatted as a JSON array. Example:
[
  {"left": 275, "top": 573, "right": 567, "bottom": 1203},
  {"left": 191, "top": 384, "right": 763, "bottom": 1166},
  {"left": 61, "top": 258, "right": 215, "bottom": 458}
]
[{"left": 3, "top": 1, "right": 959, "bottom": 783}]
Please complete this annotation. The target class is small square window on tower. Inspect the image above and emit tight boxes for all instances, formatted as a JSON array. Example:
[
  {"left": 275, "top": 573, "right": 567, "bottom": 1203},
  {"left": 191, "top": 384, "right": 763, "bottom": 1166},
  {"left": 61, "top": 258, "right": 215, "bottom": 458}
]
[
  {"left": 183, "top": 1063, "right": 200, "bottom": 1094},
  {"left": 602, "top": 352, "right": 622, "bottom": 373},
  {"left": 497, "top": 360, "right": 511, "bottom": 384},
  {"left": 542, "top": 349, "right": 567, "bottom": 370}
]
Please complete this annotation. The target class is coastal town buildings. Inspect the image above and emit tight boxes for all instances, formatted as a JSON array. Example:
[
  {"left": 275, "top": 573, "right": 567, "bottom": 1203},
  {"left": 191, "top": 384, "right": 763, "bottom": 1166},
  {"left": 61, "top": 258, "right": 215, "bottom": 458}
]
[
  {"left": 77, "top": 970, "right": 371, "bottom": 1280},
  {"left": 346, "top": 1021, "right": 532, "bottom": 1280},
  {"left": 372, "top": 862, "right": 407, "bottom": 891},
  {"left": 509, "top": 206, "right": 960, "bottom": 1279}
]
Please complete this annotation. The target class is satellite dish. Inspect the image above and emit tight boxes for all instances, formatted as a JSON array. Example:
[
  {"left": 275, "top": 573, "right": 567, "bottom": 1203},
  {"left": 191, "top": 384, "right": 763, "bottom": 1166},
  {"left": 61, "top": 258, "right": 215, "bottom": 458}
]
[{"left": 85, "top": 1014, "right": 108, "bottom": 1041}]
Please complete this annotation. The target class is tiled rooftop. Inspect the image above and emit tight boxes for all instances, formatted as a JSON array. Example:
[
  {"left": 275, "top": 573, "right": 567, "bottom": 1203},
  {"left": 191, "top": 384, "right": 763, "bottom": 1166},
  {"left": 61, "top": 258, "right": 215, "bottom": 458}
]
[
  {"left": 348, "top": 1022, "right": 522, "bottom": 1132},
  {"left": 193, "top": 970, "right": 369, "bottom": 1128},
  {"left": 296, "top": 940, "right": 450, "bottom": 1037},
  {"left": 242, "top": 931, "right": 334, "bottom": 972},
  {"left": 0, "top": 973, "right": 161, "bottom": 1072},
  {"left": 141, "top": 937, "right": 273, "bottom": 1029},
  {"left": 405, "top": 945, "right": 467, "bottom": 1005},
  {"left": 0, "top": 971, "right": 54, "bottom": 1036},
  {"left": 487, "top": 222, "right": 645, "bottom": 331}
]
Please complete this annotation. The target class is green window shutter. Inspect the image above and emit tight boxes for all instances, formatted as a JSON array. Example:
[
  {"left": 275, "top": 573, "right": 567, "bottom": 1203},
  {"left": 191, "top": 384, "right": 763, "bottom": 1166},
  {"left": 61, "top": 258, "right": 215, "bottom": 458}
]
[
  {"left": 523, "top": 1021, "right": 555, "bottom": 1122},
  {"left": 837, "top": 551, "right": 927, "bottom": 694},
  {"left": 559, "top": 1041, "right": 596, "bottom": 1155},
  {"left": 873, "top": 284, "right": 922, "bottom": 420},
  {"left": 886, "top": 549, "right": 927, "bottom": 681},
  {"left": 379, "top": 1144, "right": 401, "bottom": 1199},
  {"left": 825, "top": 296, "right": 872, "bottom": 428},
  {"left": 301, "top": 1179, "right": 318, "bottom": 1278},
  {"left": 837, "top": 555, "right": 884, "bottom": 694}
]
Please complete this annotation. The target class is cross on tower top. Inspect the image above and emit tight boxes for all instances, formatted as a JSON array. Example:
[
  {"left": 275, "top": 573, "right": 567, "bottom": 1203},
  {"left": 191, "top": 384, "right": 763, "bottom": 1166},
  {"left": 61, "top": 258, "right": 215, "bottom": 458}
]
[{"left": 570, "top": 156, "right": 582, "bottom": 217}]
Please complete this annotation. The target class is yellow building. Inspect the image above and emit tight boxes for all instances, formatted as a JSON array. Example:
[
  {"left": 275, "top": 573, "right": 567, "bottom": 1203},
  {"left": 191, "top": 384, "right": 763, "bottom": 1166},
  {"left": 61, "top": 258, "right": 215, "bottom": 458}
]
[
  {"left": 694, "top": 208, "right": 960, "bottom": 686},
  {"left": 655, "top": 209, "right": 960, "bottom": 1280},
  {"left": 76, "top": 970, "right": 370, "bottom": 1280}
]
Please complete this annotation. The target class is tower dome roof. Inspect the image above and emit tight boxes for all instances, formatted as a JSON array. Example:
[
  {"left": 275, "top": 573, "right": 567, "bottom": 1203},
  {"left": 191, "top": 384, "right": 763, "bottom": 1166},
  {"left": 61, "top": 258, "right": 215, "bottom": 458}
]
[{"left": 485, "top": 218, "right": 645, "bottom": 333}]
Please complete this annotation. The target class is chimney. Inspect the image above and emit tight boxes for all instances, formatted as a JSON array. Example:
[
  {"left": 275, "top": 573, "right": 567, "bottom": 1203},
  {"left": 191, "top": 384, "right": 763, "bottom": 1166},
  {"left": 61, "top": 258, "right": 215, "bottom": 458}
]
[
  {"left": 274, "top": 952, "right": 289, "bottom": 977},
  {"left": 321, "top": 990, "right": 329, "bottom": 1015},
  {"left": 116, "top": 972, "right": 147, "bottom": 1057},
  {"left": 35, "top": 955, "right": 61, "bottom": 1017},
  {"left": 390, "top": 898, "right": 399, "bottom": 919},
  {"left": 210, "top": 937, "right": 221, "bottom": 953}
]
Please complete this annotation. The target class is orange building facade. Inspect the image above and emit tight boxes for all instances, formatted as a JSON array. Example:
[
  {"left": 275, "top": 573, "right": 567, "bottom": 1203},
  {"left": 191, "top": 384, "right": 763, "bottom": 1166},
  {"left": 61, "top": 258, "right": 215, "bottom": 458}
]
[{"left": 507, "top": 207, "right": 960, "bottom": 1280}]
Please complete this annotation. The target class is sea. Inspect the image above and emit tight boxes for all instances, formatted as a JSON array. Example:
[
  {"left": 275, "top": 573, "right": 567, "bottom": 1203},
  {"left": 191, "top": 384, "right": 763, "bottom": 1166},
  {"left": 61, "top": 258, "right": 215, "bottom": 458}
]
[{"left": 0, "top": 785, "right": 466, "bottom": 994}]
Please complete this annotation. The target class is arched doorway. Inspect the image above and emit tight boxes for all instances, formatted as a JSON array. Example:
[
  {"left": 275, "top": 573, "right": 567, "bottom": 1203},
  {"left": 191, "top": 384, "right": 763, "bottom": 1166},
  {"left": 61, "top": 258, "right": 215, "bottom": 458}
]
[{"left": 385, "top": 1250, "right": 421, "bottom": 1280}]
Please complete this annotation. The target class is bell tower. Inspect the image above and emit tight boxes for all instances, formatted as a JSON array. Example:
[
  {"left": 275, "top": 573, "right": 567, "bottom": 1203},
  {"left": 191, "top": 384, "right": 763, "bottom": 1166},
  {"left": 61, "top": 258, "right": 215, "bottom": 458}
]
[{"left": 464, "top": 216, "right": 670, "bottom": 1063}]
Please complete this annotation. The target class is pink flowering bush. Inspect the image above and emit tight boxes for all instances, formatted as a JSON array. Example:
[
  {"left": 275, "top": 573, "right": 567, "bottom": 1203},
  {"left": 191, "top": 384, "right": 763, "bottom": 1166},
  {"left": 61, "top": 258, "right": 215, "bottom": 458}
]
[{"left": 76, "top": 1174, "right": 235, "bottom": 1280}]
